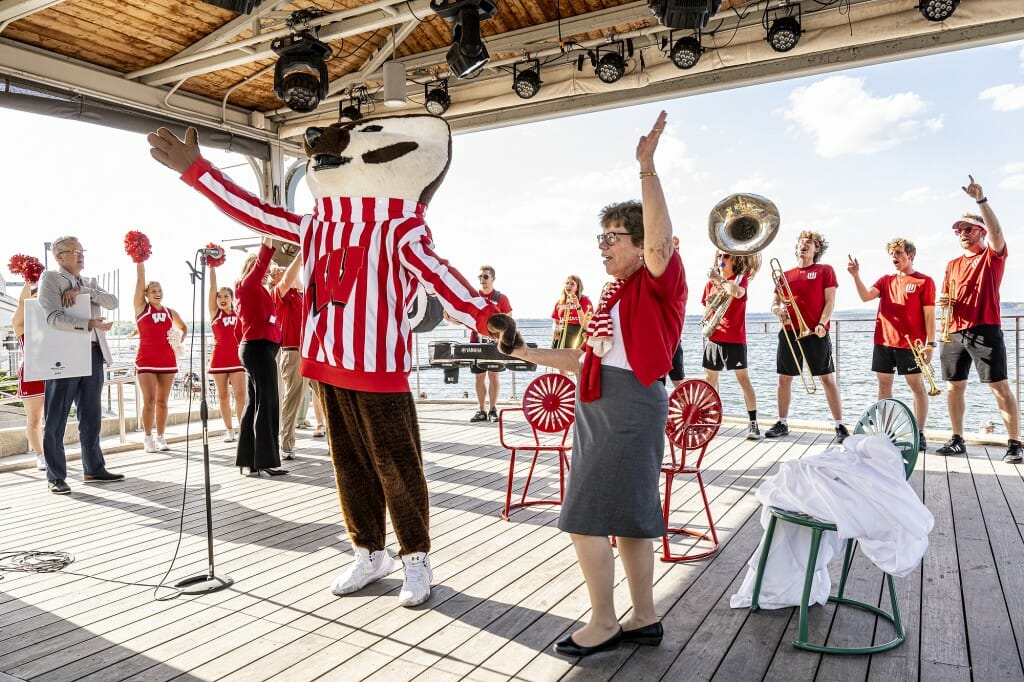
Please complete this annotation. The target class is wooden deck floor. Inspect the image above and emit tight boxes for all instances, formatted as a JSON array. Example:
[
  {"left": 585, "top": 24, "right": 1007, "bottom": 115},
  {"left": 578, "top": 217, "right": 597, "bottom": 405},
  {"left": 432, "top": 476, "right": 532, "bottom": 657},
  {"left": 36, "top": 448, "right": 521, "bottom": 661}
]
[{"left": 1, "top": 404, "right": 1022, "bottom": 682}]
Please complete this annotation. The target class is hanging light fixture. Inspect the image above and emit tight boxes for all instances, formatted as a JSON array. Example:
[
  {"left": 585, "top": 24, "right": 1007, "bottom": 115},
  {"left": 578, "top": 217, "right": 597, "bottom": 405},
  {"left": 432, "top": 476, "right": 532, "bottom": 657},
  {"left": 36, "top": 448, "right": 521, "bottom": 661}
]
[
  {"left": 383, "top": 61, "right": 407, "bottom": 107},
  {"left": 512, "top": 59, "right": 541, "bottom": 99},
  {"left": 646, "top": 1, "right": 722, "bottom": 30},
  {"left": 430, "top": 0, "right": 499, "bottom": 79},
  {"left": 667, "top": 32, "right": 703, "bottom": 70},
  {"left": 918, "top": 0, "right": 959, "bottom": 21},
  {"left": 579, "top": 41, "right": 632, "bottom": 84},
  {"left": 765, "top": 6, "right": 802, "bottom": 53},
  {"left": 271, "top": 30, "right": 332, "bottom": 113},
  {"left": 424, "top": 79, "right": 451, "bottom": 115},
  {"left": 340, "top": 86, "right": 369, "bottom": 121}
]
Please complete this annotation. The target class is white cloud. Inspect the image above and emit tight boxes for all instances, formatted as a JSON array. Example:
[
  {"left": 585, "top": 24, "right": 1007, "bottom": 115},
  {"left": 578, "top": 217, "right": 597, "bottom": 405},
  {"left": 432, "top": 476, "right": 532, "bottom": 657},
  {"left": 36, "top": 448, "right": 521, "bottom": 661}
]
[
  {"left": 781, "top": 75, "right": 942, "bottom": 157},
  {"left": 897, "top": 186, "right": 937, "bottom": 203},
  {"left": 979, "top": 84, "right": 1024, "bottom": 111},
  {"left": 999, "top": 173, "right": 1024, "bottom": 191},
  {"left": 1001, "top": 161, "right": 1024, "bottom": 174}
]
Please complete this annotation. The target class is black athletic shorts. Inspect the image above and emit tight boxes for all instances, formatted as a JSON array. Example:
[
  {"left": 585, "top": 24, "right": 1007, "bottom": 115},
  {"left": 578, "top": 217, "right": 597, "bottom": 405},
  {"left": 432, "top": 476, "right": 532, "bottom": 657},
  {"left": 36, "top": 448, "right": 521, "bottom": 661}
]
[
  {"left": 702, "top": 341, "right": 748, "bottom": 372},
  {"left": 668, "top": 342, "right": 685, "bottom": 382},
  {"left": 940, "top": 324, "right": 1008, "bottom": 383},
  {"left": 871, "top": 344, "right": 921, "bottom": 375},
  {"left": 776, "top": 330, "right": 835, "bottom": 377}
]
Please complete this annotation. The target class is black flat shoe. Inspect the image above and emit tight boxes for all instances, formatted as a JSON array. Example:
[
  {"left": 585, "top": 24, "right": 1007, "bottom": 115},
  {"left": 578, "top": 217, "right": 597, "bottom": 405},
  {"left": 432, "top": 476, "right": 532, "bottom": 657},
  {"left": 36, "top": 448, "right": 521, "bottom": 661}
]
[
  {"left": 264, "top": 468, "right": 288, "bottom": 476},
  {"left": 621, "top": 621, "right": 663, "bottom": 646},
  {"left": 553, "top": 628, "right": 622, "bottom": 658}
]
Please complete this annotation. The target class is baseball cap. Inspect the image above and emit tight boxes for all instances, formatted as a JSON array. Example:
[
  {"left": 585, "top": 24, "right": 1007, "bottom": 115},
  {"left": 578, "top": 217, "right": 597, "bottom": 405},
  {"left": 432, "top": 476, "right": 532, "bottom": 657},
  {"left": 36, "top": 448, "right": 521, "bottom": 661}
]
[{"left": 951, "top": 216, "right": 986, "bottom": 233}]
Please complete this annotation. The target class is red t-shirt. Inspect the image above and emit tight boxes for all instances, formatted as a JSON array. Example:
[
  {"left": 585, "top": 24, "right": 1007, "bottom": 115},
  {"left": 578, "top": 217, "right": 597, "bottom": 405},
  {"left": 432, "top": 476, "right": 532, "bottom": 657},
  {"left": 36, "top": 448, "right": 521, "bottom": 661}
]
[
  {"left": 945, "top": 246, "right": 1007, "bottom": 332},
  {"left": 780, "top": 263, "right": 838, "bottom": 331},
  {"left": 551, "top": 295, "right": 594, "bottom": 326},
  {"left": 619, "top": 253, "right": 687, "bottom": 386},
  {"left": 235, "top": 244, "right": 282, "bottom": 345},
  {"left": 872, "top": 271, "right": 936, "bottom": 349},
  {"left": 469, "top": 289, "right": 512, "bottom": 343},
  {"left": 273, "top": 287, "right": 304, "bottom": 348},
  {"left": 701, "top": 273, "right": 748, "bottom": 344}
]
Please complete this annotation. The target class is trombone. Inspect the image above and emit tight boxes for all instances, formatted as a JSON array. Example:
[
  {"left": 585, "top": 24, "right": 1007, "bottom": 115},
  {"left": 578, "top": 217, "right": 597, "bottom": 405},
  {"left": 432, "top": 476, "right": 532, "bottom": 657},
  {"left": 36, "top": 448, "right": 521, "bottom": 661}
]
[
  {"left": 770, "top": 257, "right": 817, "bottom": 394},
  {"left": 939, "top": 276, "right": 956, "bottom": 343},
  {"left": 905, "top": 334, "right": 941, "bottom": 397}
]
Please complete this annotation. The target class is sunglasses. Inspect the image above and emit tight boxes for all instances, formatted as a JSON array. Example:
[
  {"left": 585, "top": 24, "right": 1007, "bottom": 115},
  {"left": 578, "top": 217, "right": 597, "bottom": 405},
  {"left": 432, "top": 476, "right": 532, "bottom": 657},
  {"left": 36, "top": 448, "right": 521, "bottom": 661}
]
[
  {"left": 953, "top": 226, "right": 977, "bottom": 235},
  {"left": 717, "top": 254, "right": 732, "bottom": 260},
  {"left": 478, "top": 274, "right": 492, "bottom": 280}
]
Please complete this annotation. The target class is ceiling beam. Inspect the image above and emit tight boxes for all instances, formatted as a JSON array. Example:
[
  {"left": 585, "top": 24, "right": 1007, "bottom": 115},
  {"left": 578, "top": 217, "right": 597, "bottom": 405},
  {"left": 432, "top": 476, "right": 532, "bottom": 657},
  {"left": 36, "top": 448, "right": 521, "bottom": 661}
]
[
  {"left": 0, "top": 0, "right": 63, "bottom": 30},
  {"left": 173, "top": 0, "right": 289, "bottom": 59}
]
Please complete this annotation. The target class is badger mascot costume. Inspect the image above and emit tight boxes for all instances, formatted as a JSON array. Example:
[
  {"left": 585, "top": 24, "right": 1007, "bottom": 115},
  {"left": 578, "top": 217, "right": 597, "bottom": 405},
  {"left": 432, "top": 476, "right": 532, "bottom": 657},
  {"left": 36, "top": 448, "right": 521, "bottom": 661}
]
[{"left": 149, "top": 116, "right": 521, "bottom": 607}]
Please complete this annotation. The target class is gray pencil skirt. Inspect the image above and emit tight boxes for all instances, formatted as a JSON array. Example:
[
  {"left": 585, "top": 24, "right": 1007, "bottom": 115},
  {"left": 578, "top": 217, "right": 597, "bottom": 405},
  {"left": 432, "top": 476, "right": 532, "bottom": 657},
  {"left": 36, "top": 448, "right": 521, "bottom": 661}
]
[{"left": 557, "top": 365, "right": 668, "bottom": 538}]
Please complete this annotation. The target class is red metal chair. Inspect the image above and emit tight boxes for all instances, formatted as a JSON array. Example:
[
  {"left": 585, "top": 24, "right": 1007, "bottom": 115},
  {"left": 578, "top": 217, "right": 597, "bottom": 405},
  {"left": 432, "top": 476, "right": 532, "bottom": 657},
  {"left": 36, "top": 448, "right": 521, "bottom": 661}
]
[
  {"left": 497, "top": 373, "right": 576, "bottom": 520},
  {"left": 661, "top": 378, "right": 723, "bottom": 562}
]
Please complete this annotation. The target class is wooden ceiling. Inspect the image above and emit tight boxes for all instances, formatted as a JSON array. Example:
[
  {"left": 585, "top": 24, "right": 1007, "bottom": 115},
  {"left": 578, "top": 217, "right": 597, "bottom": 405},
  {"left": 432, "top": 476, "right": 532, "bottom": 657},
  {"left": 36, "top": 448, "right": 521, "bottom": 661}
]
[{"left": 1, "top": 0, "right": 1022, "bottom": 147}]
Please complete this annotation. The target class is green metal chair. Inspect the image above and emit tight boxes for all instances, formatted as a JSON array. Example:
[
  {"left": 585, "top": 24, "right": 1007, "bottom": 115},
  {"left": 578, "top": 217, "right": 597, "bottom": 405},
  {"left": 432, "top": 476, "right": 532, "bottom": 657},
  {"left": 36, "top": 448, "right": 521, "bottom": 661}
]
[{"left": 748, "top": 398, "right": 919, "bottom": 654}]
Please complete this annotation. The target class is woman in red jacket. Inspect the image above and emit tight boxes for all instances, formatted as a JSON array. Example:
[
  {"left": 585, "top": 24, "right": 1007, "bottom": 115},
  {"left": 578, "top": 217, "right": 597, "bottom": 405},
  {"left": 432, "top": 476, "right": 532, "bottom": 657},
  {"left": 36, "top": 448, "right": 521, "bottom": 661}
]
[{"left": 235, "top": 237, "right": 285, "bottom": 476}]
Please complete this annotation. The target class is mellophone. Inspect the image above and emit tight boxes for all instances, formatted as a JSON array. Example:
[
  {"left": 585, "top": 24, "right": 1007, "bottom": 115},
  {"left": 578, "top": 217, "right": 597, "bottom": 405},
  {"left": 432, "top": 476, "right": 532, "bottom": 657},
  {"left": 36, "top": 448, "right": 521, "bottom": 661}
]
[{"left": 429, "top": 341, "right": 538, "bottom": 383}]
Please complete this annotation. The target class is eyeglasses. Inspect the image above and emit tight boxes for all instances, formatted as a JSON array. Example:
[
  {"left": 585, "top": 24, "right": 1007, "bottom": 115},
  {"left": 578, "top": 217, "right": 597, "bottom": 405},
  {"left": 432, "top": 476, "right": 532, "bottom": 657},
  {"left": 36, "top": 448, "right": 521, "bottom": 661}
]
[
  {"left": 478, "top": 274, "right": 492, "bottom": 281},
  {"left": 59, "top": 248, "right": 86, "bottom": 256},
  {"left": 596, "top": 231, "right": 631, "bottom": 246}
]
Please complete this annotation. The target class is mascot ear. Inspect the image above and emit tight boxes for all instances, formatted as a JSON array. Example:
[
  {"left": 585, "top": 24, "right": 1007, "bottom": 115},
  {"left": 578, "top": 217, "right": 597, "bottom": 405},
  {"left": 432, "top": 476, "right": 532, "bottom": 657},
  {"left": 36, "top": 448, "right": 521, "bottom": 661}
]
[{"left": 304, "top": 127, "right": 324, "bottom": 154}]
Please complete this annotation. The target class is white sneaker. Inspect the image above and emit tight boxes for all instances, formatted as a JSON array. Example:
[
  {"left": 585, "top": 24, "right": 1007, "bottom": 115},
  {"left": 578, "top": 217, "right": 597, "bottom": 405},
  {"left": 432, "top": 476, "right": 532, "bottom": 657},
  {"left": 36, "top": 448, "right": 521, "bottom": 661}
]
[
  {"left": 398, "top": 552, "right": 433, "bottom": 607},
  {"left": 155, "top": 435, "right": 170, "bottom": 451},
  {"left": 331, "top": 547, "right": 395, "bottom": 596},
  {"left": 143, "top": 435, "right": 158, "bottom": 453},
  {"left": 223, "top": 429, "right": 236, "bottom": 443},
  {"left": 35, "top": 454, "right": 46, "bottom": 471}
]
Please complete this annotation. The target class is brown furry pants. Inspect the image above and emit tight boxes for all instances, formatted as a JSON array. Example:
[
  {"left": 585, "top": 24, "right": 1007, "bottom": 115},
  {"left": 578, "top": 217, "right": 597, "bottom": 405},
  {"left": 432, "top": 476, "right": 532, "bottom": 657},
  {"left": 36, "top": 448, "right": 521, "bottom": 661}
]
[{"left": 317, "top": 383, "right": 430, "bottom": 555}]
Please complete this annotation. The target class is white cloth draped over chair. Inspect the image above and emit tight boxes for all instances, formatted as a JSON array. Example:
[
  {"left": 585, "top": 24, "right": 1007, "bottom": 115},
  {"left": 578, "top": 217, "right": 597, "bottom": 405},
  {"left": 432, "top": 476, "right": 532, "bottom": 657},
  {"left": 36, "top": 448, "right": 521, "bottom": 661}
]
[{"left": 731, "top": 434, "right": 934, "bottom": 610}]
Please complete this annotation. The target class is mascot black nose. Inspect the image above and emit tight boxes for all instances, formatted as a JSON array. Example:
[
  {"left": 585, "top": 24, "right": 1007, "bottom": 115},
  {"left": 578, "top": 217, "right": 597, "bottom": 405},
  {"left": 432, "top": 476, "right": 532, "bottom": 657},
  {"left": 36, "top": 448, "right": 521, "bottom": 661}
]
[{"left": 304, "top": 127, "right": 324, "bottom": 151}]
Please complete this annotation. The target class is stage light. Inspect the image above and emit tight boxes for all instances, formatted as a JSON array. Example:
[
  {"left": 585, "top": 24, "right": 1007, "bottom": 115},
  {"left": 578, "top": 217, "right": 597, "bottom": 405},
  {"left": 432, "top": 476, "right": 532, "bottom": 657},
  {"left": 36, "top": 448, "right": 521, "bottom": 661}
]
[
  {"left": 200, "top": 0, "right": 263, "bottom": 14},
  {"left": 582, "top": 41, "right": 631, "bottom": 84},
  {"left": 272, "top": 30, "right": 332, "bottom": 113},
  {"left": 512, "top": 59, "right": 541, "bottom": 99},
  {"left": 670, "top": 35, "right": 703, "bottom": 69},
  {"left": 647, "top": 1, "right": 721, "bottom": 30},
  {"left": 424, "top": 80, "right": 450, "bottom": 115},
  {"left": 767, "top": 16, "right": 801, "bottom": 53},
  {"left": 918, "top": 0, "right": 959, "bottom": 21},
  {"left": 431, "top": 0, "right": 499, "bottom": 79}
]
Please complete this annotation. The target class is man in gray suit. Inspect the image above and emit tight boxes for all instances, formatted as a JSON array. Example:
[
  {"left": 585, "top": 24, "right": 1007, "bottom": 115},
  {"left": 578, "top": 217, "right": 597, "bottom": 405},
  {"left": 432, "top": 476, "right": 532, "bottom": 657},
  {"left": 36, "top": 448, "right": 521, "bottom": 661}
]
[{"left": 38, "top": 236, "right": 125, "bottom": 494}]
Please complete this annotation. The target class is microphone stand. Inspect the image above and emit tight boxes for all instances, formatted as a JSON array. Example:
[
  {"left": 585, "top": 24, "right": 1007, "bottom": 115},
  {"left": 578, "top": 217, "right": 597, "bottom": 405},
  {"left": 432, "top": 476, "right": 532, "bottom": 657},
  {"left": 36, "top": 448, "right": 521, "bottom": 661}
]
[{"left": 175, "top": 254, "right": 233, "bottom": 594}]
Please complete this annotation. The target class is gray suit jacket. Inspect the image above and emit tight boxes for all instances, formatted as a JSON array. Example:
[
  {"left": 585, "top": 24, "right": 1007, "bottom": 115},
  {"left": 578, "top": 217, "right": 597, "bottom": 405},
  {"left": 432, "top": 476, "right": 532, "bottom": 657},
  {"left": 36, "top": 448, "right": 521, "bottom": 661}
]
[{"left": 37, "top": 267, "right": 119, "bottom": 365}]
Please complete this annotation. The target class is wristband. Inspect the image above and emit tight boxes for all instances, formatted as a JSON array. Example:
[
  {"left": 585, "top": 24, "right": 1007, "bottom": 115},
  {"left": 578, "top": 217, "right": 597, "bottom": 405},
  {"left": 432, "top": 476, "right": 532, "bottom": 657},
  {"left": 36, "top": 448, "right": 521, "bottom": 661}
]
[
  {"left": 815, "top": 322, "right": 825, "bottom": 329},
  {"left": 926, "top": 341, "right": 937, "bottom": 347},
  {"left": 977, "top": 198, "right": 988, "bottom": 205},
  {"left": 639, "top": 171, "right": 657, "bottom": 179}
]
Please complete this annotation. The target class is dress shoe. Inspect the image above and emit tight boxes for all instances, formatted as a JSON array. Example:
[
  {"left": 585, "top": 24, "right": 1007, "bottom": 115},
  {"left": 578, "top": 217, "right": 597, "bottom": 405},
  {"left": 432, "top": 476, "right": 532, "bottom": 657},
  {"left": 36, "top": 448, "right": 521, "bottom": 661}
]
[
  {"left": 49, "top": 480, "right": 71, "bottom": 495},
  {"left": 84, "top": 470, "right": 125, "bottom": 483},
  {"left": 621, "top": 621, "right": 663, "bottom": 646},
  {"left": 553, "top": 628, "right": 622, "bottom": 658}
]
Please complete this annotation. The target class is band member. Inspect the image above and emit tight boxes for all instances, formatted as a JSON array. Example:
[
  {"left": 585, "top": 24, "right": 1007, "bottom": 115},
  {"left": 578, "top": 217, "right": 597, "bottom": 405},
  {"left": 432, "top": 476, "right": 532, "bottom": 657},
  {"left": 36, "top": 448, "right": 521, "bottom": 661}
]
[
  {"left": 701, "top": 252, "right": 761, "bottom": 440},
  {"left": 847, "top": 239, "right": 935, "bottom": 452},
  {"left": 766, "top": 231, "right": 848, "bottom": 442},
  {"left": 936, "top": 177, "right": 1020, "bottom": 463},
  {"left": 550, "top": 275, "right": 593, "bottom": 349},
  {"left": 469, "top": 265, "right": 512, "bottom": 423}
]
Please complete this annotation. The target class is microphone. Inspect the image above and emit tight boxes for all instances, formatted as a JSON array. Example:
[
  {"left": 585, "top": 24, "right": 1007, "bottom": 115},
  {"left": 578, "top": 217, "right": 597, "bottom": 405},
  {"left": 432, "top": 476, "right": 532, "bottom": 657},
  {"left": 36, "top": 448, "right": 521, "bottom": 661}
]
[{"left": 199, "top": 246, "right": 224, "bottom": 259}]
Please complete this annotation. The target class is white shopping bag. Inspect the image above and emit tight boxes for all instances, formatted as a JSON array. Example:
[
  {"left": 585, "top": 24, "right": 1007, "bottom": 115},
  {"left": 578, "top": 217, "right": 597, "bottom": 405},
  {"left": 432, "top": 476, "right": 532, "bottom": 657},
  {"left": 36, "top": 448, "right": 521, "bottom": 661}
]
[{"left": 23, "top": 296, "right": 92, "bottom": 381}]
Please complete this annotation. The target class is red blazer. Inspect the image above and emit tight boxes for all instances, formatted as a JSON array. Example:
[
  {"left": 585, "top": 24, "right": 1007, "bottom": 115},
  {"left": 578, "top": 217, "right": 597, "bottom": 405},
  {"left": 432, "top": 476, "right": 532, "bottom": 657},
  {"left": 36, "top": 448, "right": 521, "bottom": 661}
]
[{"left": 235, "top": 244, "right": 282, "bottom": 344}]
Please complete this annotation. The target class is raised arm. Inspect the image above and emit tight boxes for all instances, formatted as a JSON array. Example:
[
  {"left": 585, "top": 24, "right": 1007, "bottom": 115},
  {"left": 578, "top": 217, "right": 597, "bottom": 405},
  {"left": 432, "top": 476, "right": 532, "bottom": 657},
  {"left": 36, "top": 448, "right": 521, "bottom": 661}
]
[
  {"left": 275, "top": 253, "right": 303, "bottom": 297},
  {"left": 133, "top": 261, "right": 147, "bottom": 316},
  {"left": 846, "top": 255, "right": 879, "bottom": 302},
  {"left": 962, "top": 175, "right": 1004, "bottom": 255},
  {"left": 207, "top": 266, "right": 219, "bottom": 319},
  {"left": 637, "top": 111, "right": 673, "bottom": 278}
]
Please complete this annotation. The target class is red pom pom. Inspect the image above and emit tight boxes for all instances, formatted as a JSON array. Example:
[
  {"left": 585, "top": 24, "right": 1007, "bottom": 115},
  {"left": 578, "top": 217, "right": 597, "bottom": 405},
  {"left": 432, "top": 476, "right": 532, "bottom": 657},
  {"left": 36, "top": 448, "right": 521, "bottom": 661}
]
[
  {"left": 205, "top": 242, "right": 226, "bottom": 269},
  {"left": 8, "top": 254, "right": 28, "bottom": 277},
  {"left": 124, "top": 230, "right": 152, "bottom": 263},
  {"left": 21, "top": 257, "right": 44, "bottom": 284}
]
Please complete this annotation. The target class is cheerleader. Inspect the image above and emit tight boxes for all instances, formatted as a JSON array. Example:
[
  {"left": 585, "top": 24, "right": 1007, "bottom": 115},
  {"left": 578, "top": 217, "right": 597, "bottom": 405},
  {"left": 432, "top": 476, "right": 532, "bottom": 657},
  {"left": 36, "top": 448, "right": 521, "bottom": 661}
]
[
  {"left": 134, "top": 261, "right": 187, "bottom": 453},
  {"left": 208, "top": 266, "right": 246, "bottom": 442},
  {"left": 12, "top": 282, "right": 45, "bottom": 471}
]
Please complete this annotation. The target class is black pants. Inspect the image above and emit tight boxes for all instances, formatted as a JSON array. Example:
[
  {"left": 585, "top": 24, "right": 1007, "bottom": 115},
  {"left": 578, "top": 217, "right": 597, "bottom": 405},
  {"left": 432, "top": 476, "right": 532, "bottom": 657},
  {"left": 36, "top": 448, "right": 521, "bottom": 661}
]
[{"left": 237, "top": 339, "right": 281, "bottom": 470}]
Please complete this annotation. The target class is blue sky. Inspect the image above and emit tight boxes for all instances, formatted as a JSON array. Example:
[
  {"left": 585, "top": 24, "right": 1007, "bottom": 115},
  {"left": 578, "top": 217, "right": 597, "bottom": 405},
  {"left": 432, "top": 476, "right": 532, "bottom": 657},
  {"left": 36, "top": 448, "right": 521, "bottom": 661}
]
[{"left": 3, "top": 38, "right": 1022, "bottom": 321}]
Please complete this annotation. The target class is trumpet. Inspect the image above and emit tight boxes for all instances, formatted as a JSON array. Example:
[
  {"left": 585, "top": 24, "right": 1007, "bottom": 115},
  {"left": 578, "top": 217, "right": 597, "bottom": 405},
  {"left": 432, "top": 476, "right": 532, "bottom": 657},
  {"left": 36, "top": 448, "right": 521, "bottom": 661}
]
[
  {"left": 905, "top": 334, "right": 941, "bottom": 397},
  {"left": 939, "top": 277, "right": 956, "bottom": 343},
  {"left": 770, "top": 257, "right": 817, "bottom": 394},
  {"left": 701, "top": 193, "right": 778, "bottom": 337}
]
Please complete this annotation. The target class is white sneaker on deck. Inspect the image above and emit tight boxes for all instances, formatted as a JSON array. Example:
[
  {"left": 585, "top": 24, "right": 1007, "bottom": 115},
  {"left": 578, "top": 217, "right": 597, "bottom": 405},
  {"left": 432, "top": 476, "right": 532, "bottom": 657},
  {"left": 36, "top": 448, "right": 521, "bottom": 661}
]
[
  {"left": 155, "top": 435, "right": 170, "bottom": 451},
  {"left": 398, "top": 552, "right": 433, "bottom": 607},
  {"left": 331, "top": 547, "right": 395, "bottom": 596},
  {"left": 35, "top": 454, "right": 46, "bottom": 471},
  {"left": 143, "top": 436, "right": 158, "bottom": 453},
  {"left": 223, "top": 429, "right": 236, "bottom": 443}
]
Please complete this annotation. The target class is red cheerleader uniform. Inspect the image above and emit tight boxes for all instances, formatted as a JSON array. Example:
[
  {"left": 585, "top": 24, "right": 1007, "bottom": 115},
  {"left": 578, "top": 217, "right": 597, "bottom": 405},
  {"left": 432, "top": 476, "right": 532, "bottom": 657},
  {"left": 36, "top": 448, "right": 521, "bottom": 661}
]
[
  {"left": 17, "top": 335, "right": 44, "bottom": 399},
  {"left": 135, "top": 303, "right": 178, "bottom": 373},
  {"left": 209, "top": 309, "right": 244, "bottom": 373}
]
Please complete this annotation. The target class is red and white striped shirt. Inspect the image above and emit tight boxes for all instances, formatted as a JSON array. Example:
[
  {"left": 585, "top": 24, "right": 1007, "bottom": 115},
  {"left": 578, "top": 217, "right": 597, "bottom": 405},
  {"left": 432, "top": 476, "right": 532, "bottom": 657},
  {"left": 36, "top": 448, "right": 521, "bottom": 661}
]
[{"left": 182, "top": 157, "right": 502, "bottom": 392}]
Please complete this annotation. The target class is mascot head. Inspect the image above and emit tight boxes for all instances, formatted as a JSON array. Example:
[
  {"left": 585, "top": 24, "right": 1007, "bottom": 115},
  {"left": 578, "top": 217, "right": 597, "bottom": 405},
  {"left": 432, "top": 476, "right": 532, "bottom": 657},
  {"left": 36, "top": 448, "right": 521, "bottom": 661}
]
[{"left": 302, "top": 114, "right": 452, "bottom": 206}]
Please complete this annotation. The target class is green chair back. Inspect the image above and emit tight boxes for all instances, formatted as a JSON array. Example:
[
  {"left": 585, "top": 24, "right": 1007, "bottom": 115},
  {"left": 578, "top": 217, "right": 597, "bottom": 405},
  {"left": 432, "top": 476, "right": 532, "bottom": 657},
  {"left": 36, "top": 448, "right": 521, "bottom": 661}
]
[{"left": 852, "top": 398, "right": 919, "bottom": 479}]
